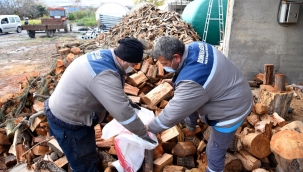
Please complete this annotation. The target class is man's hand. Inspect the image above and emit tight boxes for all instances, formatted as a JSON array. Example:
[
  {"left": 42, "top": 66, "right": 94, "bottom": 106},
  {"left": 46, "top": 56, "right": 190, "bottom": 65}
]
[{"left": 139, "top": 132, "right": 157, "bottom": 144}]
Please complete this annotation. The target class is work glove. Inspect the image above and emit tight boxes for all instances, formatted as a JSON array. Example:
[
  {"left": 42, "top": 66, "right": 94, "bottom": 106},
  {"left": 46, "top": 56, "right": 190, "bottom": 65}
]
[
  {"left": 128, "top": 98, "right": 141, "bottom": 110},
  {"left": 183, "top": 112, "right": 199, "bottom": 132},
  {"left": 139, "top": 132, "right": 157, "bottom": 144}
]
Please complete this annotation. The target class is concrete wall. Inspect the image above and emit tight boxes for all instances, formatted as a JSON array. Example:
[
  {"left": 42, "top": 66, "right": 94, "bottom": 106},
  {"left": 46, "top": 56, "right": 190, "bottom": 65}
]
[{"left": 223, "top": 0, "right": 303, "bottom": 84}]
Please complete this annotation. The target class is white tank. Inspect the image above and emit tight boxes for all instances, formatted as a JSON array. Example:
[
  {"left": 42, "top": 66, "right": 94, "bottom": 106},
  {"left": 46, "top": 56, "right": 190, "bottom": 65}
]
[{"left": 95, "top": 2, "right": 129, "bottom": 31}]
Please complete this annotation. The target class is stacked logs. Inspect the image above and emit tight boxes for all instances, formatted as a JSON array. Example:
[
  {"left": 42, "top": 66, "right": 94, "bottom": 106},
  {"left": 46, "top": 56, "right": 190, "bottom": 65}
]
[{"left": 96, "top": 4, "right": 200, "bottom": 49}]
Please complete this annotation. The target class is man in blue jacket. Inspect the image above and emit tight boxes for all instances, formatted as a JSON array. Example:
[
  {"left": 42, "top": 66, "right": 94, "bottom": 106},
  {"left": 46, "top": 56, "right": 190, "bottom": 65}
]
[
  {"left": 44, "top": 38, "right": 155, "bottom": 172},
  {"left": 147, "top": 36, "right": 253, "bottom": 172}
]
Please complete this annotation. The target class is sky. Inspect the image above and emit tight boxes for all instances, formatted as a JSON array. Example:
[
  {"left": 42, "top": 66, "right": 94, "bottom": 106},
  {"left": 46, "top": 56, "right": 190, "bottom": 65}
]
[{"left": 41, "top": 0, "right": 134, "bottom": 7}]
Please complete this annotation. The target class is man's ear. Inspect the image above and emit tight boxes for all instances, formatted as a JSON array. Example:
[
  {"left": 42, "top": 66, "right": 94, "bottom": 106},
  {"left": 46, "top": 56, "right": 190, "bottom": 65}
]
[{"left": 173, "top": 54, "right": 182, "bottom": 63}]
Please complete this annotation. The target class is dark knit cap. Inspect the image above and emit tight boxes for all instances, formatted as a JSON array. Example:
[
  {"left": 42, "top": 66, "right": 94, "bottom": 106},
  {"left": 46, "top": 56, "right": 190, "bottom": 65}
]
[{"left": 114, "top": 37, "right": 143, "bottom": 63}]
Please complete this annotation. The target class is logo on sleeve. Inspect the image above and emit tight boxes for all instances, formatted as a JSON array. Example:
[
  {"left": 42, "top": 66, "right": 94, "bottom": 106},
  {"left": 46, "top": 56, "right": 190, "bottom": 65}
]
[
  {"left": 197, "top": 43, "right": 208, "bottom": 64},
  {"left": 90, "top": 51, "right": 103, "bottom": 60}
]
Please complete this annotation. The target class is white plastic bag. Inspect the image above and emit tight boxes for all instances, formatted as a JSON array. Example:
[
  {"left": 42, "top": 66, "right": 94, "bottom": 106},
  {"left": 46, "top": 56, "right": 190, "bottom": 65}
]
[{"left": 102, "top": 107, "right": 158, "bottom": 172}]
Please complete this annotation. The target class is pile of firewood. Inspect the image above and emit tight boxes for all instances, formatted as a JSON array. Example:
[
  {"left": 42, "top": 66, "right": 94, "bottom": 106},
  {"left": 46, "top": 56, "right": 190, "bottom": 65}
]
[{"left": 96, "top": 4, "right": 200, "bottom": 49}]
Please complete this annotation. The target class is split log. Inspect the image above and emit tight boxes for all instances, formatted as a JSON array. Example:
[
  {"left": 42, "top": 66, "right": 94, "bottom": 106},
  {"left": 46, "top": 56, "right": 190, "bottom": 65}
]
[
  {"left": 35, "top": 159, "right": 66, "bottom": 172},
  {"left": 153, "top": 153, "right": 173, "bottom": 172},
  {"left": 271, "top": 112, "right": 285, "bottom": 127},
  {"left": 128, "top": 96, "right": 141, "bottom": 104},
  {"left": 263, "top": 64, "right": 274, "bottom": 85},
  {"left": 184, "top": 135, "right": 200, "bottom": 148},
  {"left": 32, "top": 145, "right": 49, "bottom": 156},
  {"left": 142, "top": 82, "right": 173, "bottom": 108},
  {"left": 162, "top": 142, "right": 176, "bottom": 154},
  {"left": 124, "top": 83, "right": 139, "bottom": 96},
  {"left": 255, "top": 121, "right": 272, "bottom": 139},
  {"left": 146, "top": 65, "right": 157, "bottom": 80},
  {"left": 224, "top": 152, "right": 242, "bottom": 172},
  {"left": 247, "top": 112, "right": 260, "bottom": 126},
  {"left": 234, "top": 150, "right": 261, "bottom": 171},
  {"left": 172, "top": 142, "right": 196, "bottom": 157},
  {"left": 140, "top": 61, "right": 150, "bottom": 74},
  {"left": 254, "top": 73, "right": 264, "bottom": 84},
  {"left": 203, "top": 126, "right": 211, "bottom": 142},
  {"left": 129, "top": 71, "right": 148, "bottom": 86},
  {"left": 54, "top": 156, "right": 68, "bottom": 168},
  {"left": 159, "top": 100, "right": 168, "bottom": 109},
  {"left": 163, "top": 165, "right": 185, "bottom": 172},
  {"left": 270, "top": 130, "right": 303, "bottom": 172},
  {"left": 196, "top": 152, "right": 207, "bottom": 171},
  {"left": 281, "top": 120, "right": 303, "bottom": 132},
  {"left": 0, "top": 131, "right": 11, "bottom": 145},
  {"left": 156, "top": 61, "right": 164, "bottom": 78},
  {"left": 197, "top": 140, "right": 207, "bottom": 153},
  {"left": 161, "top": 126, "right": 180, "bottom": 142},
  {"left": 274, "top": 74, "right": 286, "bottom": 91},
  {"left": 176, "top": 156, "right": 195, "bottom": 169},
  {"left": 242, "top": 133, "right": 271, "bottom": 158},
  {"left": 254, "top": 103, "right": 267, "bottom": 115}
]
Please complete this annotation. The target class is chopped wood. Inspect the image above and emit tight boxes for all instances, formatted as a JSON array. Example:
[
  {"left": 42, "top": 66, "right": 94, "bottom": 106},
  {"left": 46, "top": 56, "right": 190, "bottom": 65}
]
[
  {"left": 5, "top": 154, "right": 17, "bottom": 168},
  {"left": 129, "top": 71, "right": 148, "bottom": 86},
  {"left": 234, "top": 150, "right": 261, "bottom": 171},
  {"left": 163, "top": 165, "right": 185, "bottom": 172},
  {"left": 142, "top": 82, "right": 173, "bottom": 108},
  {"left": 202, "top": 126, "right": 211, "bottom": 142},
  {"left": 30, "top": 115, "right": 46, "bottom": 132},
  {"left": 263, "top": 64, "right": 274, "bottom": 85},
  {"left": 197, "top": 140, "right": 207, "bottom": 153},
  {"left": 70, "top": 47, "right": 81, "bottom": 55},
  {"left": 254, "top": 103, "right": 267, "bottom": 115},
  {"left": 128, "top": 96, "right": 141, "bottom": 104},
  {"left": 32, "top": 145, "right": 49, "bottom": 156},
  {"left": 270, "top": 130, "right": 303, "bottom": 172},
  {"left": 224, "top": 152, "right": 242, "bottom": 172},
  {"left": 159, "top": 100, "right": 168, "bottom": 109},
  {"left": 153, "top": 153, "right": 173, "bottom": 172},
  {"left": 274, "top": 73, "right": 286, "bottom": 91},
  {"left": 140, "top": 61, "right": 150, "bottom": 74},
  {"left": 271, "top": 112, "right": 285, "bottom": 127},
  {"left": 172, "top": 142, "right": 196, "bottom": 157},
  {"left": 247, "top": 112, "right": 260, "bottom": 126},
  {"left": 242, "top": 133, "right": 271, "bottom": 159},
  {"left": 54, "top": 156, "right": 68, "bottom": 168},
  {"left": 161, "top": 126, "right": 180, "bottom": 142},
  {"left": 176, "top": 156, "right": 195, "bottom": 169},
  {"left": 156, "top": 61, "right": 164, "bottom": 78},
  {"left": 161, "top": 142, "right": 176, "bottom": 154},
  {"left": 154, "top": 142, "right": 164, "bottom": 160},
  {"left": 281, "top": 120, "right": 303, "bottom": 132},
  {"left": 0, "top": 131, "right": 11, "bottom": 145},
  {"left": 124, "top": 83, "right": 140, "bottom": 96}
]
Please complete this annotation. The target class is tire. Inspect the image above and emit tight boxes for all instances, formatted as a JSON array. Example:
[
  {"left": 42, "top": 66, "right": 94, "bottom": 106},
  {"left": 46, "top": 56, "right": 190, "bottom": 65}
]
[
  {"left": 28, "top": 30, "right": 35, "bottom": 38},
  {"left": 46, "top": 30, "right": 54, "bottom": 37},
  {"left": 17, "top": 26, "right": 22, "bottom": 33},
  {"left": 63, "top": 20, "right": 70, "bottom": 33}
]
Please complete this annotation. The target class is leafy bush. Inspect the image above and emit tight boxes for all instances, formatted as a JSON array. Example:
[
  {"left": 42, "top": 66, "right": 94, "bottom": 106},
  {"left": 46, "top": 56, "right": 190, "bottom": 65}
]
[
  {"left": 76, "top": 17, "right": 97, "bottom": 27},
  {"left": 68, "top": 13, "right": 75, "bottom": 20}
]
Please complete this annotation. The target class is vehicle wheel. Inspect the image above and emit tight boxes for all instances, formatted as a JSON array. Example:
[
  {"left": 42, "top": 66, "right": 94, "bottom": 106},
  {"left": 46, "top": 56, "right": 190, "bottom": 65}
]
[
  {"left": 63, "top": 20, "right": 70, "bottom": 33},
  {"left": 17, "top": 26, "right": 22, "bottom": 33},
  {"left": 28, "top": 30, "right": 35, "bottom": 38},
  {"left": 46, "top": 30, "right": 54, "bottom": 37}
]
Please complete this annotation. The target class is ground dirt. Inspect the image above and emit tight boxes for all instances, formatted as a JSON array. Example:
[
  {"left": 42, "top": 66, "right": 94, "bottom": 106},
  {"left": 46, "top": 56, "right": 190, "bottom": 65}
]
[
  {"left": 0, "top": 30, "right": 80, "bottom": 97},
  {"left": 0, "top": 30, "right": 302, "bottom": 124}
]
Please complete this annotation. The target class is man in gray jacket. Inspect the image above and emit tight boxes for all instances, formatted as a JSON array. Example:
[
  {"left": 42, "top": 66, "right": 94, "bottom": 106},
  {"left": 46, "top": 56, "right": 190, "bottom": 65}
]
[
  {"left": 147, "top": 36, "right": 253, "bottom": 172},
  {"left": 44, "top": 38, "right": 155, "bottom": 172}
]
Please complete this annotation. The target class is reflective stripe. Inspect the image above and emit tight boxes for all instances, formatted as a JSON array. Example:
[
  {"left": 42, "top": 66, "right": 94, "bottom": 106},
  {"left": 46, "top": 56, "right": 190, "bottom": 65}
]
[
  {"left": 203, "top": 46, "right": 217, "bottom": 89},
  {"left": 155, "top": 117, "right": 170, "bottom": 129},
  {"left": 207, "top": 166, "right": 223, "bottom": 172},
  {"left": 119, "top": 114, "right": 137, "bottom": 125},
  {"left": 215, "top": 102, "right": 253, "bottom": 127},
  {"left": 214, "top": 120, "right": 243, "bottom": 133}
]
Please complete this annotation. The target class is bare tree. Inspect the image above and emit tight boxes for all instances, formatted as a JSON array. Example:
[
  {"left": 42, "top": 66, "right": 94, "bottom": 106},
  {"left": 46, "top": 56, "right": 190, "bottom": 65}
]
[{"left": 0, "top": 0, "right": 41, "bottom": 18}]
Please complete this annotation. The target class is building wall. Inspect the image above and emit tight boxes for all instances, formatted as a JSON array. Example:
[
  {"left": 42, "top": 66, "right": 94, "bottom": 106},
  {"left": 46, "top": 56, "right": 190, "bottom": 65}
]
[{"left": 223, "top": 0, "right": 303, "bottom": 84}]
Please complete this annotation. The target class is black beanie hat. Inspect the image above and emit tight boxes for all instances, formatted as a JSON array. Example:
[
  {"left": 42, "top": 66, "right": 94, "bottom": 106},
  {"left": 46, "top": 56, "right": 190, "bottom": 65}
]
[{"left": 114, "top": 37, "right": 143, "bottom": 63}]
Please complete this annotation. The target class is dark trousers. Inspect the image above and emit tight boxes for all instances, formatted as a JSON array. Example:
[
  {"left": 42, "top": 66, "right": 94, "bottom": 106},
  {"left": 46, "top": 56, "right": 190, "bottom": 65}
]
[{"left": 45, "top": 100, "right": 98, "bottom": 172}]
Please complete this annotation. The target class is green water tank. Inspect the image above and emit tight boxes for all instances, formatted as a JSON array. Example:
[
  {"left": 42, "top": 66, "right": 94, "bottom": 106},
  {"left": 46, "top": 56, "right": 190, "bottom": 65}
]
[{"left": 182, "top": 0, "right": 227, "bottom": 45}]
